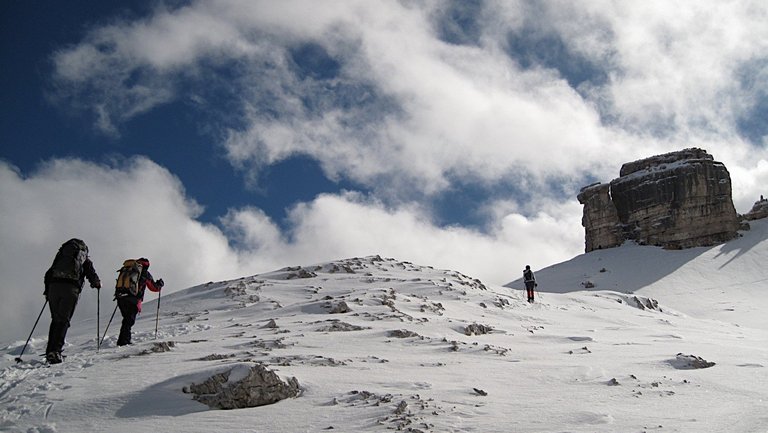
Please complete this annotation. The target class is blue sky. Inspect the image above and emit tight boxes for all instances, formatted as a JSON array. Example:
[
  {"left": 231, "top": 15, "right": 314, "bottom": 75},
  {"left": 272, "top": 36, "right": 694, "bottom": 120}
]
[
  {"left": 2, "top": 1, "right": 768, "bottom": 343},
  {"left": 1, "top": 1, "right": 362, "bottom": 228}
]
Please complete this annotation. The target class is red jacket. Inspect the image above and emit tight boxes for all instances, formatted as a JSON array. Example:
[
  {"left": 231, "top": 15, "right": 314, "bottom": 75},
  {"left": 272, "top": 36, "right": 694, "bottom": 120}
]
[{"left": 136, "top": 270, "right": 161, "bottom": 313}]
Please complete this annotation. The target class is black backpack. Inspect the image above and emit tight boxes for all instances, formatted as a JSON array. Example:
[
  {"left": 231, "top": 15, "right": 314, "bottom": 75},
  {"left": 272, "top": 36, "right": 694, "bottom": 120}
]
[
  {"left": 48, "top": 239, "right": 89, "bottom": 282},
  {"left": 523, "top": 269, "right": 534, "bottom": 282}
]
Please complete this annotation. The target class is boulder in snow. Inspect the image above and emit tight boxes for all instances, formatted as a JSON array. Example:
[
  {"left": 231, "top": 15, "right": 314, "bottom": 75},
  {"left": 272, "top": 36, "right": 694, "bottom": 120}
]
[
  {"left": 389, "top": 329, "right": 420, "bottom": 338},
  {"left": 184, "top": 363, "right": 300, "bottom": 409},
  {"left": 464, "top": 323, "right": 493, "bottom": 336},
  {"left": 670, "top": 353, "right": 715, "bottom": 369},
  {"left": 328, "top": 301, "right": 352, "bottom": 314}
]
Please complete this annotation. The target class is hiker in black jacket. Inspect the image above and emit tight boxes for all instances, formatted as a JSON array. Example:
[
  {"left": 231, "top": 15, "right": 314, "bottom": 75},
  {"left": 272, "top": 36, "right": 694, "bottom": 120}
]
[
  {"left": 44, "top": 239, "right": 101, "bottom": 364},
  {"left": 523, "top": 265, "right": 537, "bottom": 303},
  {"left": 115, "top": 258, "right": 163, "bottom": 346}
]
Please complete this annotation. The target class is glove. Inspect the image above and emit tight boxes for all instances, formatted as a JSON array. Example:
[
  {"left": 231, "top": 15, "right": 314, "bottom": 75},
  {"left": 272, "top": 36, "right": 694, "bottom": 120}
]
[
  {"left": 156, "top": 278, "right": 164, "bottom": 289},
  {"left": 535, "top": 283, "right": 538, "bottom": 287},
  {"left": 91, "top": 280, "right": 102, "bottom": 289}
]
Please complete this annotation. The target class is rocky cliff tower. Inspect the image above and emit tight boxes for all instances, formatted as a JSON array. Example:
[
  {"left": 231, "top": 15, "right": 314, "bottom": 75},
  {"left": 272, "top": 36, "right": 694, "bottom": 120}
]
[{"left": 578, "top": 148, "right": 741, "bottom": 252}]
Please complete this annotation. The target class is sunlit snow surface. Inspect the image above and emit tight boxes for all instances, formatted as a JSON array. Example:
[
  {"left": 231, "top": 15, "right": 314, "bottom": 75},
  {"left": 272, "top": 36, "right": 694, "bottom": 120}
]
[{"left": 2, "top": 221, "right": 768, "bottom": 432}]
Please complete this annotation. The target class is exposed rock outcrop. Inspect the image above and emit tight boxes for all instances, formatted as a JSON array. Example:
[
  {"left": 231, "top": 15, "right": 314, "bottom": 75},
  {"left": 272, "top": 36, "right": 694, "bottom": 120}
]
[
  {"left": 464, "top": 323, "right": 493, "bottom": 336},
  {"left": 184, "top": 363, "right": 300, "bottom": 409},
  {"left": 671, "top": 353, "right": 716, "bottom": 369},
  {"left": 743, "top": 196, "right": 768, "bottom": 221},
  {"left": 578, "top": 148, "right": 741, "bottom": 252}
]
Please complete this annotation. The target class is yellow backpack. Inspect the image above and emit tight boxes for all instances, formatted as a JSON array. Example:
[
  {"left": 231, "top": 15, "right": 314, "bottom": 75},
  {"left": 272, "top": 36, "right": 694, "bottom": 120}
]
[{"left": 115, "top": 259, "right": 143, "bottom": 296}]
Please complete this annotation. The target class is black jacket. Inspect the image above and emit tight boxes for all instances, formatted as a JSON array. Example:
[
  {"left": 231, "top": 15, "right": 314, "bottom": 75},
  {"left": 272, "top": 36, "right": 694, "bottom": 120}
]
[{"left": 45, "top": 258, "right": 101, "bottom": 295}]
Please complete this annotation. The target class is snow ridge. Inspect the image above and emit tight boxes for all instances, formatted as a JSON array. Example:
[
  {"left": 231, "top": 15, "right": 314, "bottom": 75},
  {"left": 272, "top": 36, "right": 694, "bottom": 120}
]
[{"left": 2, "top": 251, "right": 767, "bottom": 432}]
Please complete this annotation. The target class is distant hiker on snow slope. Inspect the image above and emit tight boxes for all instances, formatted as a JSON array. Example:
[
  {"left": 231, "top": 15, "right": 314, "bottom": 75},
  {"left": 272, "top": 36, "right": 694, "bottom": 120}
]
[
  {"left": 523, "top": 265, "right": 537, "bottom": 303},
  {"left": 114, "top": 257, "right": 163, "bottom": 346},
  {"left": 44, "top": 238, "right": 101, "bottom": 364}
]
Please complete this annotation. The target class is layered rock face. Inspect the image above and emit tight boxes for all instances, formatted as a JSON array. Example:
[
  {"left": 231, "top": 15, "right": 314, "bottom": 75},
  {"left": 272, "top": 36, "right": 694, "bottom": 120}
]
[
  {"left": 576, "top": 182, "right": 623, "bottom": 252},
  {"left": 578, "top": 148, "right": 741, "bottom": 252}
]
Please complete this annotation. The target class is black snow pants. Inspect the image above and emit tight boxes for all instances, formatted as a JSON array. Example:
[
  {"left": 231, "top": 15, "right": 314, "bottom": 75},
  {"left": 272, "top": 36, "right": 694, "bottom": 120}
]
[
  {"left": 46, "top": 281, "right": 80, "bottom": 355},
  {"left": 117, "top": 296, "right": 139, "bottom": 346}
]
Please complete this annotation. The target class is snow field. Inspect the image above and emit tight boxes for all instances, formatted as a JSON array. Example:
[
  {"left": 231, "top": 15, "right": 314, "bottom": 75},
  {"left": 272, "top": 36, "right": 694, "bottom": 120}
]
[{"left": 1, "top": 243, "right": 767, "bottom": 432}]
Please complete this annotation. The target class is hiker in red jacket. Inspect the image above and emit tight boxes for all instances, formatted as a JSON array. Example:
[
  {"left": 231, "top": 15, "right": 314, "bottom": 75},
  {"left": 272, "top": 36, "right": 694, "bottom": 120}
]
[{"left": 115, "top": 258, "right": 163, "bottom": 346}]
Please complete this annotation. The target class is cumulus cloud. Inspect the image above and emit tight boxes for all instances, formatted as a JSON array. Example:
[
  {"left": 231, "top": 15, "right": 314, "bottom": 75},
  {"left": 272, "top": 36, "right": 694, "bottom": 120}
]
[
  {"left": 0, "top": 158, "right": 241, "bottom": 345},
  {"left": 0, "top": 158, "right": 581, "bottom": 345},
  {"left": 223, "top": 191, "right": 583, "bottom": 278},
  {"left": 49, "top": 0, "right": 768, "bottom": 206}
]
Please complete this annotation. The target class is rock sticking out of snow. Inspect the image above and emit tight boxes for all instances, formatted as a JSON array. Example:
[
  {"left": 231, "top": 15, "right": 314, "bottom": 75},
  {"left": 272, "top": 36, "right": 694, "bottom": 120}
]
[
  {"left": 197, "top": 353, "right": 236, "bottom": 361},
  {"left": 743, "top": 197, "right": 768, "bottom": 221},
  {"left": 328, "top": 301, "right": 351, "bottom": 314},
  {"left": 615, "top": 294, "right": 662, "bottom": 312},
  {"left": 138, "top": 341, "right": 176, "bottom": 355},
  {"left": 632, "top": 296, "right": 660, "bottom": 311},
  {"left": 388, "top": 329, "right": 420, "bottom": 338},
  {"left": 184, "top": 363, "right": 300, "bottom": 409},
  {"left": 464, "top": 323, "right": 493, "bottom": 336},
  {"left": 317, "top": 320, "right": 367, "bottom": 332},
  {"left": 671, "top": 353, "right": 716, "bottom": 369}
]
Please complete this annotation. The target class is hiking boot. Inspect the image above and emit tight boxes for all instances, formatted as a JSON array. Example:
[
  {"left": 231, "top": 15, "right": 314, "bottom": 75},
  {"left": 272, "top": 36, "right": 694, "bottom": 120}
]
[{"left": 46, "top": 352, "right": 63, "bottom": 364}]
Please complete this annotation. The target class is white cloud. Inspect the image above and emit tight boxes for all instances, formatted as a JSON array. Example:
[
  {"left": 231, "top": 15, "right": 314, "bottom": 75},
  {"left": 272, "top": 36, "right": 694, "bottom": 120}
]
[
  {"left": 48, "top": 1, "right": 614, "bottom": 189},
  {"left": 539, "top": 1, "right": 768, "bottom": 138},
  {"left": 0, "top": 158, "right": 241, "bottom": 346},
  {"left": 49, "top": 1, "right": 768, "bottom": 202},
  {"left": 219, "top": 190, "right": 585, "bottom": 283},
  {"left": 218, "top": 1, "right": 619, "bottom": 194}
]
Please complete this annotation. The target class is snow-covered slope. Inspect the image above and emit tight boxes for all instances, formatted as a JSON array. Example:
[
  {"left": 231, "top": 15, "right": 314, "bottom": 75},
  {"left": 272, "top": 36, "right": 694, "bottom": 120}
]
[
  {"left": 507, "top": 218, "right": 768, "bottom": 330},
  {"left": 2, "top": 224, "right": 767, "bottom": 432}
]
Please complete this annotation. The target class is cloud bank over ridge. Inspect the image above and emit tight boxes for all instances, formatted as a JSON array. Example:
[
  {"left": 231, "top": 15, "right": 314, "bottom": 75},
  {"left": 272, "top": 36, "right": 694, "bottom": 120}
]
[{"left": 0, "top": 158, "right": 581, "bottom": 343}]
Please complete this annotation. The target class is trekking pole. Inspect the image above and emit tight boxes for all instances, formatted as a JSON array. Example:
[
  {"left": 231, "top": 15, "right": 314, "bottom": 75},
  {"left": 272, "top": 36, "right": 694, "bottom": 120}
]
[
  {"left": 15, "top": 300, "right": 48, "bottom": 363},
  {"left": 97, "top": 288, "right": 100, "bottom": 351},
  {"left": 99, "top": 304, "right": 119, "bottom": 348},
  {"left": 154, "top": 290, "right": 161, "bottom": 339}
]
